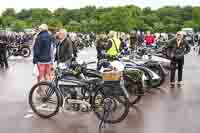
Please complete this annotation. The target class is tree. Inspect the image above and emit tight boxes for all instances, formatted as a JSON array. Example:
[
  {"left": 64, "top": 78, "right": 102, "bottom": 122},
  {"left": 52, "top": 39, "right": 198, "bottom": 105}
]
[
  {"left": 192, "top": 7, "right": 200, "bottom": 24},
  {"left": 12, "top": 20, "right": 27, "bottom": 32},
  {"left": 30, "top": 8, "right": 52, "bottom": 23},
  {"left": 181, "top": 6, "right": 192, "bottom": 21},
  {"left": 0, "top": 5, "right": 194, "bottom": 33},
  {"left": 16, "top": 9, "right": 32, "bottom": 20},
  {"left": 65, "top": 20, "right": 81, "bottom": 32},
  {"left": 46, "top": 18, "right": 63, "bottom": 31},
  {"left": 153, "top": 22, "right": 165, "bottom": 32},
  {"left": 184, "top": 20, "right": 200, "bottom": 29},
  {"left": 142, "top": 7, "right": 152, "bottom": 15},
  {"left": 2, "top": 16, "right": 16, "bottom": 28},
  {"left": 54, "top": 8, "right": 69, "bottom": 25},
  {"left": 142, "top": 14, "right": 160, "bottom": 27},
  {"left": 2, "top": 8, "right": 16, "bottom": 17},
  {"left": 165, "top": 24, "right": 180, "bottom": 33}
]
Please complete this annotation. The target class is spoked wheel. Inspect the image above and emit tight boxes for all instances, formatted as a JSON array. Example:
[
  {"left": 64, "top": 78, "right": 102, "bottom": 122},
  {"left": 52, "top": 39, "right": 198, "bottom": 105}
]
[
  {"left": 93, "top": 86, "right": 129, "bottom": 124},
  {"left": 21, "top": 46, "right": 31, "bottom": 57},
  {"left": 29, "top": 81, "right": 60, "bottom": 118}
]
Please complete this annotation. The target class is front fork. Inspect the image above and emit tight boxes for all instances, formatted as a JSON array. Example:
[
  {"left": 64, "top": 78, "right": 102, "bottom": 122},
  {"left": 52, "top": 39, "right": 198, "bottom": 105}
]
[{"left": 120, "top": 77, "right": 130, "bottom": 100}]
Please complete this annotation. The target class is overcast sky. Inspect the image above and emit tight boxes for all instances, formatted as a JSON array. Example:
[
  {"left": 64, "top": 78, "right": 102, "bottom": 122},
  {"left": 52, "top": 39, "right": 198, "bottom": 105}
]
[{"left": 0, "top": 0, "right": 199, "bottom": 13}]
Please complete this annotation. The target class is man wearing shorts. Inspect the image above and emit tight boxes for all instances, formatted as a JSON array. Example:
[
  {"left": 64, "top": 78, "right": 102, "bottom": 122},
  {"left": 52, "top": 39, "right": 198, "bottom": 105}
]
[{"left": 33, "top": 24, "right": 52, "bottom": 82}]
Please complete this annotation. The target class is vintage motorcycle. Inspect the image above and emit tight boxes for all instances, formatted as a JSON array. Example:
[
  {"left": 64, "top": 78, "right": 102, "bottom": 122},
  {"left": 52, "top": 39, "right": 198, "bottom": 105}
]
[{"left": 6, "top": 43, "right": 31, "bottom": 58}]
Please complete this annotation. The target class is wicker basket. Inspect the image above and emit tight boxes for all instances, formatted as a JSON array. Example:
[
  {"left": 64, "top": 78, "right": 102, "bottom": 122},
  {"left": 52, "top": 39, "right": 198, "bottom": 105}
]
[{"left": 101, "top": 71, "right": 122, "bottom": 81}]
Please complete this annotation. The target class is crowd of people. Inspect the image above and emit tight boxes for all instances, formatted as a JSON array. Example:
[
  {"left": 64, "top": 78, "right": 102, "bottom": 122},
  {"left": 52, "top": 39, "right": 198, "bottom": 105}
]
[
  {"left": 0, "top": 22, "right": 193, "bottom": 91},
  {"left": 96, "top": 30, "right": 191, "bottom": 87},
  {"left": 31, "top": 23, "right": 191, "bottom": 94},
  {"left": 0, "top": 31, "right": 33, "bottom": 68}
]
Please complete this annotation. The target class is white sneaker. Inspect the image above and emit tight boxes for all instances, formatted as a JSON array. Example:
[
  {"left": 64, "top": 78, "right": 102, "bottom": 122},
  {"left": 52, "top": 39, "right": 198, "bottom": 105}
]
[
  {"left": 170, "top": 82, "right": 175, "bottom": 88},
  {"left": 177, "top": 81, "right": 183, "bottom": 85}
]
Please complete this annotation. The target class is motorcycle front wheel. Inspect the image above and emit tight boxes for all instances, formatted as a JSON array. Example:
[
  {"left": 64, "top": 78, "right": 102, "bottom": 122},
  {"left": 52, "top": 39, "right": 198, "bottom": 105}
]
[
  {"left": 21, "top": 46, "right": 31, "bottom": 57},
  {"left": 93, "top": 85, "right": 130, "bottom": 124},
  {"left": 29, "top": 81, "right": 60, "bottom": 118}
]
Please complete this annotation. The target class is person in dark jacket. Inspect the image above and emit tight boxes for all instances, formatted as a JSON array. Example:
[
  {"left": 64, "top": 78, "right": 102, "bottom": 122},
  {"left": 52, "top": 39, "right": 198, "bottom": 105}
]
[
  {"left": 55, "top": 29, "right": 73, "bottom": 68},
  {"left": 96, "top": 34, "right": 107, "bottom": 70},
  {"left": 137, "top": 31, "right": 144, "bottom": 46},
  {"left": 129, "top": 30, "right": 138, "bottom": 52},
  {"left": 33, "top": 24, "right": 52, "bottom": 82},
  {"left": 167, "top": 31, "right": 191, "bottom": 88},
  {"left": 0, "top": 42, "right": 8, "bottom": 68},
  {"left": 67, "top": 34, "right": 78, "bottom": 58}
]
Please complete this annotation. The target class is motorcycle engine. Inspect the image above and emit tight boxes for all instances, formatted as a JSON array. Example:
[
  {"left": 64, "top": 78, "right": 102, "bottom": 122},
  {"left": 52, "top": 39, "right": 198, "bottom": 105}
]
[{"left": 11, "top": 48, "right": 19, "bottom": 56}]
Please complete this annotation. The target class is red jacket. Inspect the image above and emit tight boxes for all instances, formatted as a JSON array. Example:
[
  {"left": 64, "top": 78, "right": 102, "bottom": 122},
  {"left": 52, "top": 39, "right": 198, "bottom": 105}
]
[{"left": 144, "top": 35, "right": 154, "bottom": 45}]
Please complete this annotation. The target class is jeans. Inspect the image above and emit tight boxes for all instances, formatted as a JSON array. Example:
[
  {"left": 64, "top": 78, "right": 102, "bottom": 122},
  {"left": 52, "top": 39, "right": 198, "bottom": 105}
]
[{"left": 170, "top": 59, "right": 183, "bottom": 83}]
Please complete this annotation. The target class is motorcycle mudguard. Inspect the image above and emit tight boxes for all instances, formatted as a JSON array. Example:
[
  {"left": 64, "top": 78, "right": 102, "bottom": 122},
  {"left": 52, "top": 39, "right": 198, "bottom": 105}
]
[
  {"left": 145, "top": 60, "right": 168, "bottom": 76},
  {"left": 151, "top": 55, "right": 171, "bottom": 64},
  {"left": 124, "top": 68, "right": 146, "bottom": 88},
  {"left": 126, "top": 65, "right": 161, "bottom": 87},
  {"left": 124, "top": 68, "right": 143, "bottom": 81},
  {"left": 144, "top": 60, "right": 168, "bottom": 75}
]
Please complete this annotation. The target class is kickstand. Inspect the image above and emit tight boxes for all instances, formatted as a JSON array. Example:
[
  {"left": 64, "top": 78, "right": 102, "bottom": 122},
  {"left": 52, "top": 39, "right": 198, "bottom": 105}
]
[{"left": 98, "top": 111, "right": 109, "bottom": 133}]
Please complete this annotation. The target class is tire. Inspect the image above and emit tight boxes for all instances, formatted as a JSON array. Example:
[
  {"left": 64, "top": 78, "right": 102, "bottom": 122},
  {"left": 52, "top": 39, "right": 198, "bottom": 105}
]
[
  {"left": 21, "top": 46, "right": 31, "bottom": 57},
  {"left": 29, "top": 81, "right": 60, "bottom": 118},
  {"left": 92, "top": 86, "right": 129, "bottom": 124}
]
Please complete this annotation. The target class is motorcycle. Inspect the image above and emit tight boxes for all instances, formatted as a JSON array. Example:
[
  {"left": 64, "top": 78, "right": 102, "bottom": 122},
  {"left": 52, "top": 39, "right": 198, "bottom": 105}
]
[
  {"left": 29, "top": 61, "right": 130, "bottom": 124},
  {"left": 6, "top": 43, "right": 31, "bottom": 58}
]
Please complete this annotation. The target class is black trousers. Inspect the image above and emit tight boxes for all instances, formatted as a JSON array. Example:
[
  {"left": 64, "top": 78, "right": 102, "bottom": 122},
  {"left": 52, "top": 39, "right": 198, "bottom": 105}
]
[
  {"left": 0, "top": 45, "right": 8, "bottom": 68},
  {"left": 170, "top": 59, "right": 183, "bottom": 83}
]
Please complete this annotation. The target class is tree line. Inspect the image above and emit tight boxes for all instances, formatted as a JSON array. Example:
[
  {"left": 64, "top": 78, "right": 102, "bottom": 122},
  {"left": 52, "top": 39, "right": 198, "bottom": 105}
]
[{"left": 0, "top": 5, "right": 199, "bottom": 33}]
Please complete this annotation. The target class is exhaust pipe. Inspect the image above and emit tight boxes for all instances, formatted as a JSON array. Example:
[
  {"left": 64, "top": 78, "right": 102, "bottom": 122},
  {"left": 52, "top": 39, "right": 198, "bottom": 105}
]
[{"left": 62, "top": 98, "right": 91, "bottom": 110}]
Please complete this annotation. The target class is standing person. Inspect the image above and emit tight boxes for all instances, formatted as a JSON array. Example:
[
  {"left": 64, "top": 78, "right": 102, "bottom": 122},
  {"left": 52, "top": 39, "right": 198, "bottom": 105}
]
[
  {"left": 119, "top": 33, "right": 129, "bottom": 56},
  {"left": 144, "top": 31, "right": 155, "bottom": 47},
  {"left": 33, "top": 24, "right": 52, "bottom": 83},
  {"left": 67, "top": 33, "right": 78, "bottom": 59},
  {"left": 129, "top": 30, "right": 138, "bottom": 53},
  {"left": 55, "top": 29, "right": 73, "bottom": 68},
  {"left": 129, "top": 31, "right": 138, "bottom": 53},
  {"left": 105, "top": 31, "right": 121, "bottom": 59},
  {"left": 0, "top": 42, "right": 8, "bottom": 68},
  {"left": 167, "top": 31, "right": 191, "bottom": 88},
  {"left": 96, "top": 34, "right": 107, "bottom": 70},
  {"left": 197, "top": 33, "right": 200, "bottom": 55},
  {"left": 137, "top": 30, "right": 144, "bottom": 47}
]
